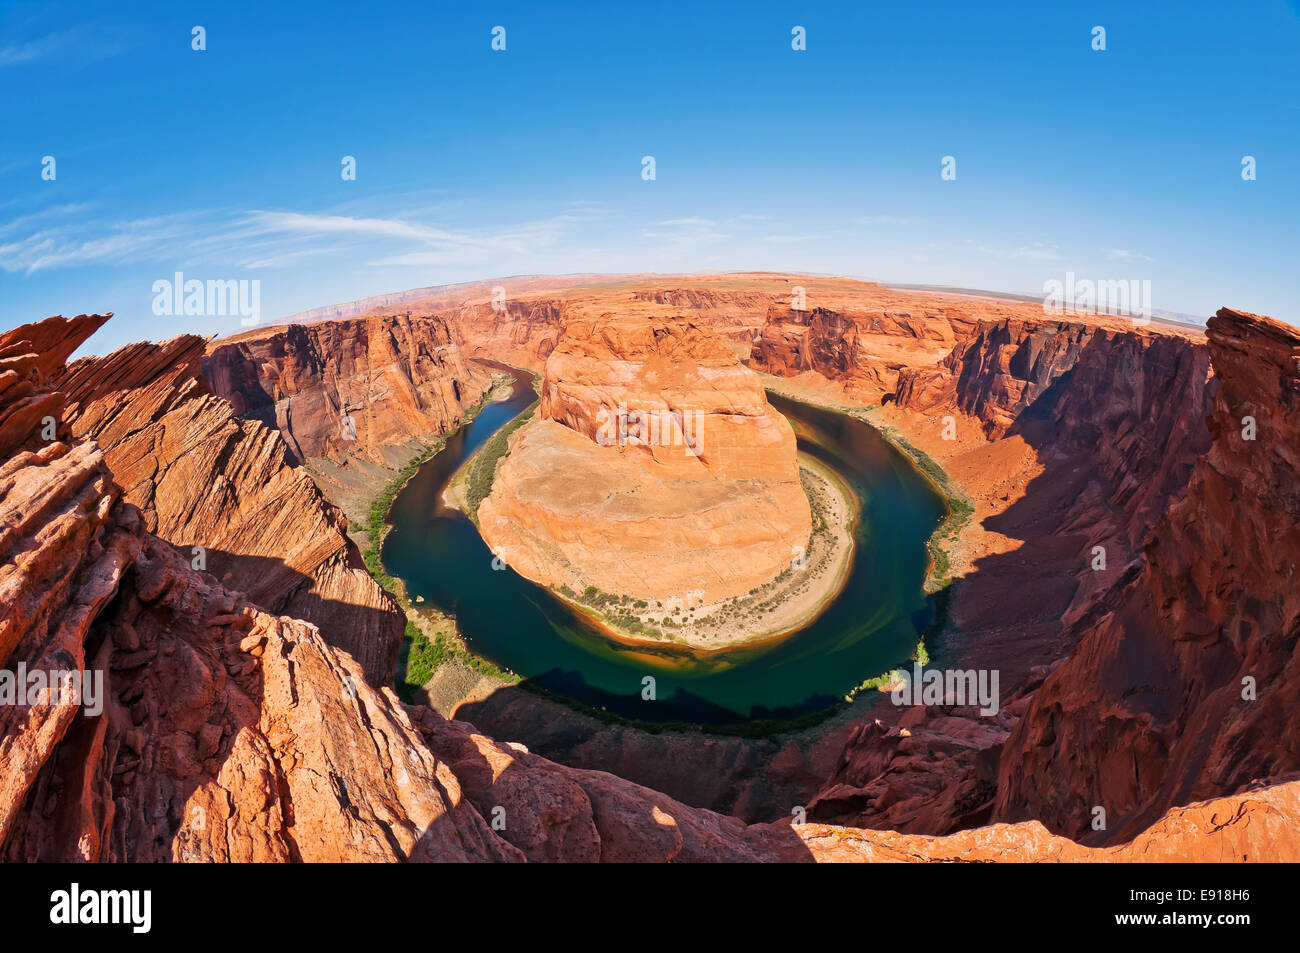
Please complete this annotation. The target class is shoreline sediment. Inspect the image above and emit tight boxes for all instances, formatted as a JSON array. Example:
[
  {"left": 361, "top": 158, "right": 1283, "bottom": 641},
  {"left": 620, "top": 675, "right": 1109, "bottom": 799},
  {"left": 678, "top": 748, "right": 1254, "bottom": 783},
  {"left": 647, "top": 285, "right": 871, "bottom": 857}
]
[{"left": 536, "top": 451, "right": 859, "bottom": 655}]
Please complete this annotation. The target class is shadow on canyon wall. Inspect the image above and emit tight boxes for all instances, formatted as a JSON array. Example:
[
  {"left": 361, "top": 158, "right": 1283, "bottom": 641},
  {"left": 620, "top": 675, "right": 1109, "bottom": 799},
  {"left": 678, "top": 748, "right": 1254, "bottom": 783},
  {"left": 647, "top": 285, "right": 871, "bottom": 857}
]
[
  {"left": 450, "top": 679, "right": 873, "bottom": 826},
  {"left": 183, "top": 545, "right": 401, "bottom": 685},
  {"left": 409, "top": 708, "right": 818, "bottom": 862}
]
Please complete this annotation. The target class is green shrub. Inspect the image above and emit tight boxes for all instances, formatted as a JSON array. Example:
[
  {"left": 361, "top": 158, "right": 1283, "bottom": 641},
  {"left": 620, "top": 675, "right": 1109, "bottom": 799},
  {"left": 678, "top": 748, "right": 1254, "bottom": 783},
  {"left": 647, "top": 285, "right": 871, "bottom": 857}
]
[{"left": 464, "top": 404, "right": 536, "bottom": 520}]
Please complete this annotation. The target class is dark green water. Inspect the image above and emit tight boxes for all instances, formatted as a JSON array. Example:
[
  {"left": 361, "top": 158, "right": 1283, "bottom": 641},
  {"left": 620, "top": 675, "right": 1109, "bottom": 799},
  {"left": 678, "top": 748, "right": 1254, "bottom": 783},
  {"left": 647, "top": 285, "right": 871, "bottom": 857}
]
[{"left": 382, "top": 368, "right": 946, "bottom": 725}]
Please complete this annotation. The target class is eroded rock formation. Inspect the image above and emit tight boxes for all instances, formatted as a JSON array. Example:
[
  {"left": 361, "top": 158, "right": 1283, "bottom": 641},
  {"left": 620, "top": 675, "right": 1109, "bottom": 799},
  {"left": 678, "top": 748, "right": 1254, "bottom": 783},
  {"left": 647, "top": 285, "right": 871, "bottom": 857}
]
[
  {"left": 203, "top": 314, "right": 495, "bottom": 466},
  {"left": 52, "top": 332, "right": 403, "bottom": 685},
  {"left": 802, "top": 314, "right": 1216, "bottom": 836},
  {"left": 477, "top": 318, "right": 811, "bottom": 605},
  {"left": 801, "top": 307, "right": 1299, "bottom": 853},
  {"left": 753, "top": 305, "right": 972, "bottom": 402},
  {"left": 895, "top": 316, "right": 1215, "bottom": 547},
  {"left": 0, "top": 317, "right": 508, "bottom": 859},
  {"left": 993, "top": 308, "right": 1300, "bottom": 843},
  {"left": 405, "top": 708, "right": 1300, "bottom": 862},
  {"left": 5, "top": 284, "right": 1300, "bottom": 865}
]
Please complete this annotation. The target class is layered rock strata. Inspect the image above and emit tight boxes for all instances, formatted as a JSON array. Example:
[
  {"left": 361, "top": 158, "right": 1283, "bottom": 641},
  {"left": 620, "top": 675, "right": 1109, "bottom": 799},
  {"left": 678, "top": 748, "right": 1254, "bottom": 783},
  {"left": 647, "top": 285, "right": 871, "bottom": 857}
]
[
  {"left": 895, "top": 316, "right": 1215, "bottom": 548},
  {"left": 203, "top": 314, "right": 496, "bottom": 466},
  {"left": 783, "top": 312, "right": 1212, "bottom": 835},
  {"left": 807, "top": 309, "right": 1296, "bottom": 849},
  {"left": 52, "top": 332, "right": 402, "bottom": 685},
  {"left": 477, "top": 318, "right": 812, "bottom": 606},
  {"left": 752, "top": 305, "right": 973, "bottom": 402},
  {"left": 993, "top": 308, "right": 1300, "bottom": 843}
]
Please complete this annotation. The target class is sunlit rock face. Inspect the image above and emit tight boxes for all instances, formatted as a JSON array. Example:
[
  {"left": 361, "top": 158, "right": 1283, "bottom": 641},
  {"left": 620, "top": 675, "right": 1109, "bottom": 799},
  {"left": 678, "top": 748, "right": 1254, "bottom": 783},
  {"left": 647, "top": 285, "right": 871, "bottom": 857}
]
[
  {"left": 203, "top": 314, "right": 496, "bottom": 466},
  {"left": 478, "top": 318, "right": 811, "bottom": 605},
  {"left": 55, "top": 332, "right": 404, "bottom": 686}
]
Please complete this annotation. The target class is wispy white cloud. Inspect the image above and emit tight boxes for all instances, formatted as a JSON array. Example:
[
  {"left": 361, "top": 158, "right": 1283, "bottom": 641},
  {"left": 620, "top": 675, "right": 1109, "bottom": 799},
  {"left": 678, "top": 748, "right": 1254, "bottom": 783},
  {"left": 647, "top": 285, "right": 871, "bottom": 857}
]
[
  {"left": 1104, "top": 248, "right": 1153, "bottom": 262},
  {"left": 0, "top": 214, "right": 195, "bottom": 273},
  {"left": 0, "top": 28, "right": 128, "bottom": 69},
  {"left": 246, "top": 211, "right": 470, "bottom": 245},
  {"left": 0, "top": 203, "right": 608, "bottom": 274},
  {"left": 0, "top": 203, "right": 97, "bottom": 235}
]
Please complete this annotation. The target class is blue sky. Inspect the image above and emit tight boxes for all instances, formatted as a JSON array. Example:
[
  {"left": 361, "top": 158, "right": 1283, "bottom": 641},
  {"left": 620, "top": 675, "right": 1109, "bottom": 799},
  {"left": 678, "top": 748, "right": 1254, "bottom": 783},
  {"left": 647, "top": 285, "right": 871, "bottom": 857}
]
[{"left": 2, "top": 0, "right": 1298, "bottom": 353}]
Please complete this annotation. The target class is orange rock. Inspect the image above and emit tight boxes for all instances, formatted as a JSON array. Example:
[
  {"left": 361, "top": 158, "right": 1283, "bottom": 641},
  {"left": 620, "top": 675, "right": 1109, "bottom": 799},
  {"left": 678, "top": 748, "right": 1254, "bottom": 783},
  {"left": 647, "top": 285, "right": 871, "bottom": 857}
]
[
  {"left": 6, "top": 288, "right": 1300, "bottom": 866},
  {"left": 54, "top": 333, "right": 404, "bottom": 685},
  {"left": 204, "top": 314, "right": 496, "bottom": 465},
  {"left": 478, "top": 318, "right": 811, "bottom": 605}
]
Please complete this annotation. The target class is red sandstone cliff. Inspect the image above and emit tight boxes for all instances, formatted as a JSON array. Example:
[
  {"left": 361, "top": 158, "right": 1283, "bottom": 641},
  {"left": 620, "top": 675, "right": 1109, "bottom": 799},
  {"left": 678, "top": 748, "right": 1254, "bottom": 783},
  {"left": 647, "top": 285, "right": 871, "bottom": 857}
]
[
  {"left": 895, "top": 316, "right": 1214, "bottom": 549},
  {"left": 805, "top": 308, "right": 1297, "bottom": 851},
  {"left": 992, "top": 308, "right": 1300, "bottom": 844},
  {"left": 435, "top": 285, "right": 782, "bottom": 372},
  {"left": 752, "top": 305, "right": 972, "bottom": 401},
  {"left": 52, "top": 333, "right": 403, "bottom": 685},
  {"left": 790, "top": 313, "right": 1214, "bottom": 836},
  {"left": 0, "top": 317, "right": 506, "bottom": 859},
  {"left": 203, "top": 314, "right": 496, "bottom": 466},
  {"left": 443, "top": 299, "right": 566, "bottom": 372}
]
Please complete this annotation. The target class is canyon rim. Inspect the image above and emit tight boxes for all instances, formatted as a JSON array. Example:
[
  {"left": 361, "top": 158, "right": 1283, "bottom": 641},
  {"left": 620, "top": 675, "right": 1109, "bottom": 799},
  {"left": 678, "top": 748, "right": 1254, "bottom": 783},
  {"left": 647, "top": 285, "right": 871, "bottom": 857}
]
[{"left": 3, "top": 0, "right": 1297, "bottom": 939}]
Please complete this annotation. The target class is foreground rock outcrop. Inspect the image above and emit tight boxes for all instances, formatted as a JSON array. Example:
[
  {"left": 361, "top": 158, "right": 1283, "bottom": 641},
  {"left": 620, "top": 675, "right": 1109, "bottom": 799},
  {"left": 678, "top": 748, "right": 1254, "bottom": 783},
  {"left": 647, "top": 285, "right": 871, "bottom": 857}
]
[
  {"left": 52, "top": 332, "right": 403, "bottom": 685},
  {"left": 477, "top": 318, "right": 811, "bottom": 606},
  {"left": 410, "top": 710, "right": 1300, "bottom": 862},
  {"left": 0, "top": 319, "right": 510, "bottom": 859}
]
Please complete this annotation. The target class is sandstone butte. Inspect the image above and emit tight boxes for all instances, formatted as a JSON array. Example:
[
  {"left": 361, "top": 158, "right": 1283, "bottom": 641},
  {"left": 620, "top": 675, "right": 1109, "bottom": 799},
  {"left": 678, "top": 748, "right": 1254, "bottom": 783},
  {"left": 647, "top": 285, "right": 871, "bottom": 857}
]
[
  {"left": 2, "top": 273, "right": 1299, "bottom": 863},
  {"left": 476, "top": 317, "right": 812, "bottom": 608}
]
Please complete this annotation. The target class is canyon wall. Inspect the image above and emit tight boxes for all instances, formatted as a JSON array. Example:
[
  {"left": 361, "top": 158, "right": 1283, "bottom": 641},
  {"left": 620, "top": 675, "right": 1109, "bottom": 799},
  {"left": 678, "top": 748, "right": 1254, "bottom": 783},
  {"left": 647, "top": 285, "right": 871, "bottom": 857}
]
[
  {"left": 896, "top": 317, "right": 1215, "bottom": 548},
  {"left": 752, "top": 305, "right": 972, "bottom": 401},
  {"left": 477, "top": 318, "right": 811, "bottom": 605},
  {"left": 438, "top": 287, "right": 778, "bottom": 372},
  {"left": 442, "top": 299, "right": 567, "bottom": 372},
  {"left": 801, "top": 315, "right": 1215, "bottom": 836},
  {"left": 895, "top": 317, "right": 1105, "bottom": 435},
  {"left": 203, "top": 314, "right": 496, "bottom": 466},
  {"left": 806, "top": 308, "right": 1297, "bottom": 849},
  {"left": 53, "top": 333, "right": 403, "bottom": 685},
  {"left": 993, "top": 308, "right": 1300, "bottom": 844}
]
